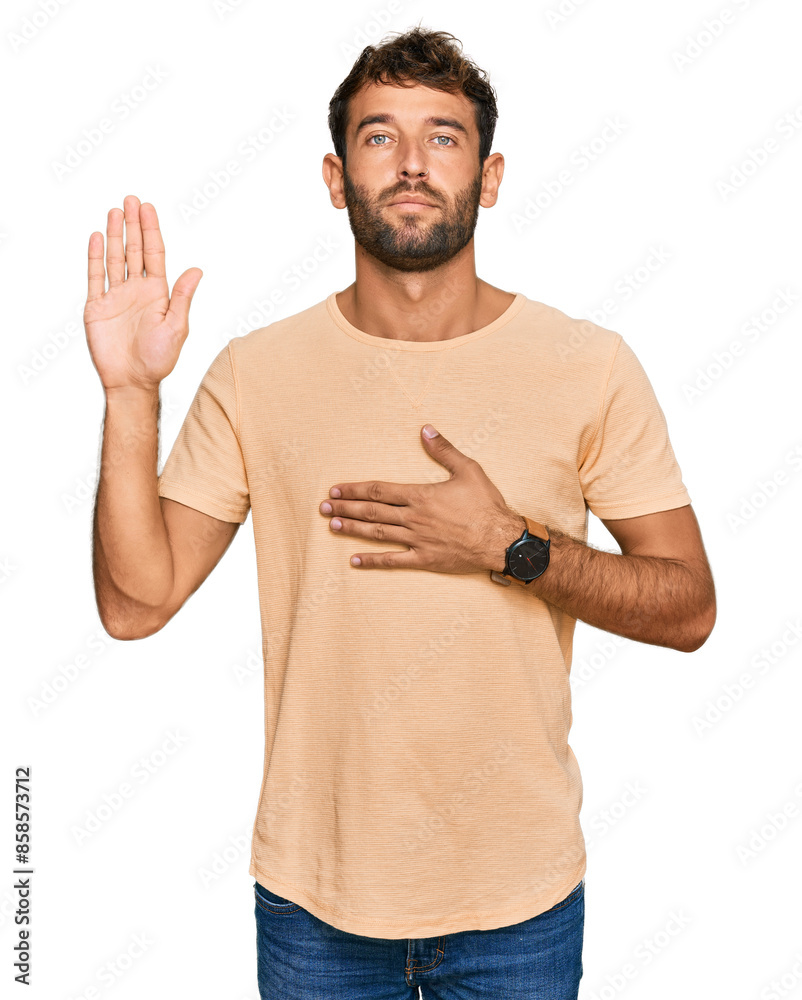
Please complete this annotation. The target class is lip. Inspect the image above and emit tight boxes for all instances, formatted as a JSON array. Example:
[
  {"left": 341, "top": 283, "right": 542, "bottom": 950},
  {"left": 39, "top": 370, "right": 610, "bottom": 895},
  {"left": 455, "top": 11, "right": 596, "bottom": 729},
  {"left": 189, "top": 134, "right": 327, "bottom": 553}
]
[{"left": 388, "top": 198, "right": 437, "bottom": 209}]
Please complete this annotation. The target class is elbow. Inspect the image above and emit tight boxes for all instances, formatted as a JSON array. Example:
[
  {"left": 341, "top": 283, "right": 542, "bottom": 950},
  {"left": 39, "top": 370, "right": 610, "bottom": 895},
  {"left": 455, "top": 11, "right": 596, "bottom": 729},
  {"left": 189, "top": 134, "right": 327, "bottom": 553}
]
[
  {"left": 99, "top": 618, "right": 145, "bottom": 642},
  {"left": 106, "top": 627, "right": 149, "bottom": 642},
  {"left": 677, "top": 633, "right": 709, "bottom": 654},
  {"left": 102, "top": 623, "right": 163, "bottom": 642},
  {"left": 676, "top": 594, "right": 717, "bottom": 653},
  {"left": 98, "top": 608, "right": 166, "bottom": 642}
]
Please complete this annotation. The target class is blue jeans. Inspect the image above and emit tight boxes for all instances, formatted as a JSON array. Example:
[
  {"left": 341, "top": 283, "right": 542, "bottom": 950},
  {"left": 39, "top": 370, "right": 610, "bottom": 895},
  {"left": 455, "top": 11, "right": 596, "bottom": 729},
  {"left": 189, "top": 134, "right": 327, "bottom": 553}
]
[{"left": 254, "top": 877, "right": 584, "bottom": 999}]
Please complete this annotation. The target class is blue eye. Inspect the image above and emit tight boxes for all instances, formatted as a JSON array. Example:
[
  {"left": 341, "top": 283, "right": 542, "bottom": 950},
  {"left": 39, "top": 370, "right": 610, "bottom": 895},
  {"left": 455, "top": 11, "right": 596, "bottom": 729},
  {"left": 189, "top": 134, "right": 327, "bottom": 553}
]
[{"left": 367, "top": 134, "right": 455, "bottom": 146}]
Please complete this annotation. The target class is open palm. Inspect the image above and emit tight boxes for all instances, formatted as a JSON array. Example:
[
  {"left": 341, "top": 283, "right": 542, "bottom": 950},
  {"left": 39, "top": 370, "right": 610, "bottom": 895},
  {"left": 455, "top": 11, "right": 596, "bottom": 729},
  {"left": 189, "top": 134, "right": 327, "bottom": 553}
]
[{"left": 84, "top": 195, "right": 202, "bottom": 392}]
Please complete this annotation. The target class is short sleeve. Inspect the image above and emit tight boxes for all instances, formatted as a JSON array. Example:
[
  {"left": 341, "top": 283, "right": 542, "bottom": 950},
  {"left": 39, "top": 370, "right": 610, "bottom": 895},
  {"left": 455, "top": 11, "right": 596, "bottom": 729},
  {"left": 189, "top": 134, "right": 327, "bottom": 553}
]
[
  {"left": 157, "top": 342, "right": 250, "bottom": 523},
  {"left": 578, "top": 337, "right": 691, "bottom": 519}
]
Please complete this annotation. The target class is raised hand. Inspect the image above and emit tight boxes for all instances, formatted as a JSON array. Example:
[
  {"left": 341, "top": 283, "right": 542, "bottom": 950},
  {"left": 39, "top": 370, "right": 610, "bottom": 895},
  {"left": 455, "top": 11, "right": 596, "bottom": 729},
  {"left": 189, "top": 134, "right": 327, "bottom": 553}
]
[{"left": 84, "top": 195, "right": 202, "bottom": 392}]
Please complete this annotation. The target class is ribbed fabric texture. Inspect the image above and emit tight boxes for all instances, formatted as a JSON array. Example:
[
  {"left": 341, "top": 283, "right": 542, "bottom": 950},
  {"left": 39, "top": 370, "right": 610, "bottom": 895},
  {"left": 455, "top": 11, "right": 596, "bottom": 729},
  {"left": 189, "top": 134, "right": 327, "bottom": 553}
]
[{"left": 157, "top": 291, "right": 690, "bottom": 938}]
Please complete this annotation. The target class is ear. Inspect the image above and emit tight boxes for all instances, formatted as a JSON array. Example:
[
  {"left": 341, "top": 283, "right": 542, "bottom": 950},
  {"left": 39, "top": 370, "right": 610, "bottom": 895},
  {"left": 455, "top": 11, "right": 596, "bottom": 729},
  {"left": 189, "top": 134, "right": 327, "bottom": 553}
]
[
  {"left": 322, "top": 153, "right": 346, "bottom": 209},
  {"left": 479, "top": 152, "right": 505, "bottom": 209}
]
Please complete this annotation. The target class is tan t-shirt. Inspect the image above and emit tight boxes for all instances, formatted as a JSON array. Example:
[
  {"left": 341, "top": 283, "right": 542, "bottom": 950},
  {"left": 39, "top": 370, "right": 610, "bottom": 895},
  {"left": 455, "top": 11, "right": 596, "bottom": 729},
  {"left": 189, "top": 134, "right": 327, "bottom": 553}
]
[{"left": 157, "top": 290, "right": 691, "bottom": 938}]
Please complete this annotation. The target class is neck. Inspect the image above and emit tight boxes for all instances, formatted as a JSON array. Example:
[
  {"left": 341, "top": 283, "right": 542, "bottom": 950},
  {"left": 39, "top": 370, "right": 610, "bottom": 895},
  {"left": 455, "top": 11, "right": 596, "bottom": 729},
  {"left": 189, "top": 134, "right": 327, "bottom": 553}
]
[{"left": 336, "top": 243, "right": 515, "bottom": 343}]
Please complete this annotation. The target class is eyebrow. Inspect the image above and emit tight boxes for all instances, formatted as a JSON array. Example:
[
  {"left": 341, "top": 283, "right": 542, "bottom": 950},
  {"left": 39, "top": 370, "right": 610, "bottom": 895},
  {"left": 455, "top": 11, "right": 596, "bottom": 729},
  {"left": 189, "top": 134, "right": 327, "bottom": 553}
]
[{"left": 354, "top": 113, "right": 469, "bottom": 138}]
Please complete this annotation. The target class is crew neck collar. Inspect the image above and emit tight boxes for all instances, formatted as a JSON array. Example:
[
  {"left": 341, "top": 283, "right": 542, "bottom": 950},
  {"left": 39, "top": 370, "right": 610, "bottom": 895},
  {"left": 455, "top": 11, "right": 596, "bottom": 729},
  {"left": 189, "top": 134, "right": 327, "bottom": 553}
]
[{"left": 326, "top": 289, "right": 527, "bottom": 352}]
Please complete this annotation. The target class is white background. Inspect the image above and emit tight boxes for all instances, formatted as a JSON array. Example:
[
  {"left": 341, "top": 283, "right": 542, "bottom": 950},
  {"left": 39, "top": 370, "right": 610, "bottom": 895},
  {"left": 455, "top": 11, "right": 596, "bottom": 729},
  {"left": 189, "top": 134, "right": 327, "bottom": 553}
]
[{"left": 3, "top": 0, "right": 801, "bottom": 998}]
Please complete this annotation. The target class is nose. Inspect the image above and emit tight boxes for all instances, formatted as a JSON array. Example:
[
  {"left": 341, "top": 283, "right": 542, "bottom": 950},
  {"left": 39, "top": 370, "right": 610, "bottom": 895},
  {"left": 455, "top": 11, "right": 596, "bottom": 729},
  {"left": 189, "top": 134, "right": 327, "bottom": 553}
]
[{"left": 396, "top": 138, "right": 429, "bottom": 180}]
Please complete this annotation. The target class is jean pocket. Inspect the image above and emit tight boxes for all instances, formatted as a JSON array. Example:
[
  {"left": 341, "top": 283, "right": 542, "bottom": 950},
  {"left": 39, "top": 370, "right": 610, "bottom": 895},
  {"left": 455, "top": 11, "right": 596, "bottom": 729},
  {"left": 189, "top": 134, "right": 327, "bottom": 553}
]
[{"left": 254, "top": 880, "right": 302, "bottom": 913}]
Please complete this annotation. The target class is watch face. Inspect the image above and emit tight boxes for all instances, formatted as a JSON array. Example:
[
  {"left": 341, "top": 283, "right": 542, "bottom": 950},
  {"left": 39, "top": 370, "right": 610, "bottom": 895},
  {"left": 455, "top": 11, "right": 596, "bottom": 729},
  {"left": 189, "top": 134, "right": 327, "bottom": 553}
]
[{"left": 509, "top": 538, "right": 549, "bottom": 582}]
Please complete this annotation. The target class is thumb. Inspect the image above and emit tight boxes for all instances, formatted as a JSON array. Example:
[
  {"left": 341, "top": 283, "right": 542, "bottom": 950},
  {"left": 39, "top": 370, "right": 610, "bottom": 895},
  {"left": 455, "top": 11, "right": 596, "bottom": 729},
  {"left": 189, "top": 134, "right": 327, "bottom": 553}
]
[
  {"left": 167, "top": 267, "right": 203, "bottom": 328},
  {"left": 421, "top": 424, "right": 463, "bottom": 475}
]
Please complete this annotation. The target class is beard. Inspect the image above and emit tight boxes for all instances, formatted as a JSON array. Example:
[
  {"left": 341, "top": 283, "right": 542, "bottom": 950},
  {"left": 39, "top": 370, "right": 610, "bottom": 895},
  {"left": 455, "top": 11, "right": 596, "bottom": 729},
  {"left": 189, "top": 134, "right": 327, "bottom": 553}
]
[{"left": 341, "top": 164, "right": 483, "bottom": 273}]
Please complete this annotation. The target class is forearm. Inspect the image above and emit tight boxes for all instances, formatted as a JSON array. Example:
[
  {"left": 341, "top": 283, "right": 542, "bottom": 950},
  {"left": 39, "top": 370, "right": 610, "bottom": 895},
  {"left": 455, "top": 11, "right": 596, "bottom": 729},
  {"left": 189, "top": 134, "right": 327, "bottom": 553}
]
[
  {"left": 93, "top": 387, "right": 174, "bottom": 617},
  {"left": 522, "top": 525, "right": 714, "bottom": 652}
]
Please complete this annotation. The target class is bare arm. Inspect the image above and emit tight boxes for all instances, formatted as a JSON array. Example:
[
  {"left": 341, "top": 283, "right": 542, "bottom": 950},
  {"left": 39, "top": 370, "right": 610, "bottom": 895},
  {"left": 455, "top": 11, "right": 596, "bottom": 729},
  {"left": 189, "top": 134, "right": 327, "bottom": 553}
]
[
  {"left": 523, "top": 505, "right": 716, "bottom": 652},
  {"left": 91, "top": 384, "right": 241, "bottom": 638},
  {"left": 92, "top": 385, "right": 172, "bottom": 625},
  {"left": 94, "top": 492, "right": 240, "bottom": 640}
]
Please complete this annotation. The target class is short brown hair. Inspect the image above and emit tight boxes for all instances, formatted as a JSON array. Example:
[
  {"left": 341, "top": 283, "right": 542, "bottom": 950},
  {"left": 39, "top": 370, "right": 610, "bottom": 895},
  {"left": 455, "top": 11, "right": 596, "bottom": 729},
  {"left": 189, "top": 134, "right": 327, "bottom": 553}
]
[{"left": 328, "top": 26, "right": 498, "bottom": 168}]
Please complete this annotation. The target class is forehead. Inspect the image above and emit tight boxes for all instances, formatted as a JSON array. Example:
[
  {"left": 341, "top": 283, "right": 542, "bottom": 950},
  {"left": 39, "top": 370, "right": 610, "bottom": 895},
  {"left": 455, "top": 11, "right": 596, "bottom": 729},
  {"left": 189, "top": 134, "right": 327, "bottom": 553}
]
[{"left": 348, "top": 81, "right": 476, "bottom": 137}]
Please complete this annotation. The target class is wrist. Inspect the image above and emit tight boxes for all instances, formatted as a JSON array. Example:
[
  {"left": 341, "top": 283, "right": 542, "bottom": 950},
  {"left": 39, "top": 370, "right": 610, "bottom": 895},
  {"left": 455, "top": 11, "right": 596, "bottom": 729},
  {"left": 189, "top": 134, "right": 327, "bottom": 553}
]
[
  {"left": 103, "top": 386, "right": 161, "bottom": 421},
  {"left": 489, "top": 512, "right": 553, "bottom": 586},
  {"left": 486, "top": 509, "right": 527, "bottom": 573},
  {"left": 104, "top": 383, "right": 161, "bottom": 402}
]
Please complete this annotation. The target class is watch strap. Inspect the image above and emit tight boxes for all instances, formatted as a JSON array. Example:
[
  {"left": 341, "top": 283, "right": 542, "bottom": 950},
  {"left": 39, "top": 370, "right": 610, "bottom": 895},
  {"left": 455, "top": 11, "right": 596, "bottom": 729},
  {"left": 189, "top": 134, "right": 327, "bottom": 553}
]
[{"left": 522, "top": 516, "right": 549, "bottom": 543}]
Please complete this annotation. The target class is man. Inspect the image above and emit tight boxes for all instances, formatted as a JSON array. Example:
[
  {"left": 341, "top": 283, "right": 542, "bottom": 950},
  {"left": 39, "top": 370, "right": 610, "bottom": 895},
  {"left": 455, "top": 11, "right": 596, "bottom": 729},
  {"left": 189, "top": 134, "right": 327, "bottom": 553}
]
[{"left": 86, "top": 26, "right": 715, "bottom": 1000}]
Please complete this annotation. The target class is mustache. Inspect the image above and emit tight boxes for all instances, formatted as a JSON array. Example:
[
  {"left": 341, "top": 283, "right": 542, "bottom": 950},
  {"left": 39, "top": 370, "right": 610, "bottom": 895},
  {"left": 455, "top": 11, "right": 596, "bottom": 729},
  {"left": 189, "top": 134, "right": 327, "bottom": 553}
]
[{"left": 382, "top": 183, "right": 442, "bottom": 204}]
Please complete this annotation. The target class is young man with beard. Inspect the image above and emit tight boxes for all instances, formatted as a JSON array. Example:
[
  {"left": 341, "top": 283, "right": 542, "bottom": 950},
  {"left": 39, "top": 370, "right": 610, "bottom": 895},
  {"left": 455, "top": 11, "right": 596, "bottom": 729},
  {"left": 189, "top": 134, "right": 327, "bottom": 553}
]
[{"left": 87, "top": 26, "right": 715, "bottom": 1000}]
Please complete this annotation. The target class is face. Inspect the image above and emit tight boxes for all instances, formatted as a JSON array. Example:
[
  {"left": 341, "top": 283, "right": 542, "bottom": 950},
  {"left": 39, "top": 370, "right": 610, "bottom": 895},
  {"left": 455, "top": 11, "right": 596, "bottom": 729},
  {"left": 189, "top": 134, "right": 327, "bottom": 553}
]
[{"left": 336, "top": 82, "right": 489, "bottom": 273}]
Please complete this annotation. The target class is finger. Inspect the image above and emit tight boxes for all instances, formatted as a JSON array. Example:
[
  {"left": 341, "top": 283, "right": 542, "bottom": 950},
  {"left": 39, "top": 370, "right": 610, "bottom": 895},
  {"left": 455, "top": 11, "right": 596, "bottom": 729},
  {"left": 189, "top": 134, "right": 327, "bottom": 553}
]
[
  {"left": 140, "top": 202, "right": 165, "bottom": 278},
  {"left": 123, "top": 194, "right": 144, "bottom": 278},
  {"left": 323, "top": 497, "right": 406, "bottom": 525},
  {"left": 329, "top": 480, "right": 411, "bottom": 505},
  {"left": 330, "top": 517, "right": 412, "bottom": 545},
  {"left": 87, "top": 231, "right": 106, "bottom": 301},
  {"left": 420, "top": 426, "right": 464, "bottom": 476},
  {"left": 106, "top": 206, "right": 125, "bottom": 287},
  {"left": 350, "top": 549, "right": 418, "bottom": 569},
  {"left": 165, "top": 267, "right": 203, "bottom": 332}
]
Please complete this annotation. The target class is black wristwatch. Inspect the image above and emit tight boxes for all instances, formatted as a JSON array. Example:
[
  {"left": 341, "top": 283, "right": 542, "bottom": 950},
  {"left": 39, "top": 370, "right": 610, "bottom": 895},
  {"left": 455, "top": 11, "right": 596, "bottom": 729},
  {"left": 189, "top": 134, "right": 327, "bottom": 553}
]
[{"left": 490, "top": 516, "right": 551, "bottom": 587}]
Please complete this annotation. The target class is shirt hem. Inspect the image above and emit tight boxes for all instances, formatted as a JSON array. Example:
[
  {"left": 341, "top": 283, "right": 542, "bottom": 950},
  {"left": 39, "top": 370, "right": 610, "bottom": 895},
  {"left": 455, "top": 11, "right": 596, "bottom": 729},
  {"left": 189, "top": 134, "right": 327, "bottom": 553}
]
[
  {"left": 248, "top": 858, "right": 587, "bottom": 938},
  {"left": 588, "top": 490, "right": 691, "bottom": 520},
  {"left": 157, "top": 481, "right": 249, "bottom": 524}
]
